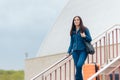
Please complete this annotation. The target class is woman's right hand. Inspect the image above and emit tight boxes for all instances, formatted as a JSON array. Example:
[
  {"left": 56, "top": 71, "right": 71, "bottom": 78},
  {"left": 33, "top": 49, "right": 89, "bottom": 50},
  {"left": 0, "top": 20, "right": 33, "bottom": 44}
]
[
  {"left": 80, "top": 32, "right": 86, "bottom": 38},
  {"left": 66, "top": 53, "right": 71, "bottom": 57}
]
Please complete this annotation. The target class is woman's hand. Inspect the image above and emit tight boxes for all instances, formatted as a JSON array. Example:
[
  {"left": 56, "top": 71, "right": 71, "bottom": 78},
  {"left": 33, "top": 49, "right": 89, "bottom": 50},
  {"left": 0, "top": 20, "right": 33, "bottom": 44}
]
[
  {"left": 66, "top": 53, "right": 71, "bottom": 57},
  {"left": 80, "top": 32, "right": 86, "bottom": 38}
]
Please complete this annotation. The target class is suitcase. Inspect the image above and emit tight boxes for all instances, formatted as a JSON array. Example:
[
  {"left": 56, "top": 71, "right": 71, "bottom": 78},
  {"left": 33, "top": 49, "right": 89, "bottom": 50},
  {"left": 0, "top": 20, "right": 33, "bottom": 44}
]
[{"left": 83, "top": 63, "right": 101, "bottom": 80}]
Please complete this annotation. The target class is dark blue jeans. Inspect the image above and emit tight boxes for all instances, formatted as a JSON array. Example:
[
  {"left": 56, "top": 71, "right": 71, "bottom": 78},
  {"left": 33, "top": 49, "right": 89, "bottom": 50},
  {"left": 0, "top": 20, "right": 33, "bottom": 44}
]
[{"left": 72, "top": 50, "right": 88, "bottom": 80}]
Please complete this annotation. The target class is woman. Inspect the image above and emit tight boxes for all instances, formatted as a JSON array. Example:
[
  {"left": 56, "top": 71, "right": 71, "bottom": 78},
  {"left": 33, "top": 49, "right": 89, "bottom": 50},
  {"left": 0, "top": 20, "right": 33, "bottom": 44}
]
[{"left": 67, "top": 16, "right": 92, "bottom": 80}]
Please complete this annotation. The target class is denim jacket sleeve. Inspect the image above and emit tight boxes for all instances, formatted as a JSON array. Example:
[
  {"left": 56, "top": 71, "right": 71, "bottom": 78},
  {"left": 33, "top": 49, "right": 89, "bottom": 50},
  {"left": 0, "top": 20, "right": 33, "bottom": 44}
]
[
  {"left": 83, "top": 28, "right": 92, "bottom": 42},
  {"left": 67, "top": 35, "right": 73, "bottom": 54}
]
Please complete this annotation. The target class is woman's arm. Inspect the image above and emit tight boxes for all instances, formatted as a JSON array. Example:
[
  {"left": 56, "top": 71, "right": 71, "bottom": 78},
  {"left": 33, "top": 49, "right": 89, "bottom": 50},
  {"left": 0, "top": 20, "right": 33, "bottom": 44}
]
[
  {"left": 67, "top": 35, "right": 73, "bottom": 54},
  {"left": 84, "top": 28, "right": 92, "bottom": 42}
]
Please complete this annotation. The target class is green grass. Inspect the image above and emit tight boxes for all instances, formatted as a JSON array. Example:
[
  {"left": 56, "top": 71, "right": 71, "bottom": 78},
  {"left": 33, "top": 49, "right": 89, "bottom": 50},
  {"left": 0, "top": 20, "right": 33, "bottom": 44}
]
[{"left": 0, "top": 69, "right": 24, "bottom": 80}]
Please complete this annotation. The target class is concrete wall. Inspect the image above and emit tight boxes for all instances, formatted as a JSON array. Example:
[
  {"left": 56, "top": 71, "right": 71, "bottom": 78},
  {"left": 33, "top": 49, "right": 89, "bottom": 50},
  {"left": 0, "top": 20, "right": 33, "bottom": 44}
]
[{"left": 25, "top": 53, "right": 67, "bottom": 80}]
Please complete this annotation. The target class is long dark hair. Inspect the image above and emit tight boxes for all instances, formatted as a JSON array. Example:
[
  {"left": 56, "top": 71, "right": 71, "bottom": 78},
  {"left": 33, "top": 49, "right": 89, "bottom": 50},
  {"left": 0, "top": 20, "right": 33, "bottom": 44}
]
[{"left": 70, "top": 16, "right": 86, "bottom": 36}]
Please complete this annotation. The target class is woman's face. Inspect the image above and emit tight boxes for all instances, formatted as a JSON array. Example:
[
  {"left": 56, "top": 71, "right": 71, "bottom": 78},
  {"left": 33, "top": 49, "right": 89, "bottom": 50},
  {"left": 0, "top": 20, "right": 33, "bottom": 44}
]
[{"left": 74, "top": 17, "right": 80, "bottom": 27}]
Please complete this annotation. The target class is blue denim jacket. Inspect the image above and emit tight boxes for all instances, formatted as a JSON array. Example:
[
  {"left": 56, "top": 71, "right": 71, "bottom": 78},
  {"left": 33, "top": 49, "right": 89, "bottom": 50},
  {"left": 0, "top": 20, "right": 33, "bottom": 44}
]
[{"left": 67, "top": 28, "right": 92, "bottom": 54}]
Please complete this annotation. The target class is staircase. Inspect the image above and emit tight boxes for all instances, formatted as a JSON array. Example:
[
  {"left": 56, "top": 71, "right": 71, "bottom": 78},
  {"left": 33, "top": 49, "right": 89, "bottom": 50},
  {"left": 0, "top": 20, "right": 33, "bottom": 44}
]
[
  {"left": 88, "top": 55, "right": 120, "bottom": 80},
  {"left": 31, "top": 24, "right": 120, "bottom": 80}
]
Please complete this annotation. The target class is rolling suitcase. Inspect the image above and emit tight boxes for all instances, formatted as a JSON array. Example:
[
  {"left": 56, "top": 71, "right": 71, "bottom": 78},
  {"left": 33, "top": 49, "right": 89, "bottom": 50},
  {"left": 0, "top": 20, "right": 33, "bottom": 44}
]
[{"left": 83, "top": 63, "right": 101, "bottom": 80}]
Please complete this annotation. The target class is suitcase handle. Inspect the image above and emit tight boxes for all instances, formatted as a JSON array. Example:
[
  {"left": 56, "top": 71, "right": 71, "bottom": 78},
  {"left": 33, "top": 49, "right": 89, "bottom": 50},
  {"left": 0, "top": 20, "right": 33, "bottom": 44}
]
[{"left": 93, "top": 62, "right": 99, "bottom": 80}]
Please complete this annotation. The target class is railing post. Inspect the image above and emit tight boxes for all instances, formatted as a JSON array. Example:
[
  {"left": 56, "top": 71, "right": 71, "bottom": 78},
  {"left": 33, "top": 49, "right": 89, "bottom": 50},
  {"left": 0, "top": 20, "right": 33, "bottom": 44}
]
[
  {"left": 118, "top": 67, "right": 120, "bottom": 78},
  {"left": 69, "top": 60, "right": 71, "bottom": 80},
  {"left": 64, "top": 63, "right": 66, "bottom": 80},
  {"left": 116, "top": 28, "right": 118, "bottom": 56},
  {"left": 55, "top": 70, "right": 57, "bottom": 80},
  {"left": 60, "top": 66, "right": 62, "bottom": 80},
  {"left": 105, "top": 32, "right": 108, "bottom": 64},
  {"left": 42, "top": 75, "right": 45, "bottom": 80}
]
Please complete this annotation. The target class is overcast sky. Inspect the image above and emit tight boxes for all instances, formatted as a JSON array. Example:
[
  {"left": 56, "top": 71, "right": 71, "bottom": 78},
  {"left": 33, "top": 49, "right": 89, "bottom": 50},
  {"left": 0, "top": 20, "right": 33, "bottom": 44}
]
[{"left": 0, "top": 0, "right": 69, "bottom": 70}]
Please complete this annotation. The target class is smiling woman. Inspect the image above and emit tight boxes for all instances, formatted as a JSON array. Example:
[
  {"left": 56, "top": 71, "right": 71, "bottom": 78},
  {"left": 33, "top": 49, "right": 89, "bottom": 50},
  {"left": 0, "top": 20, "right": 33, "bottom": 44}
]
[{"left": 67, "top": 16, "right": 92, "bottom": 80}]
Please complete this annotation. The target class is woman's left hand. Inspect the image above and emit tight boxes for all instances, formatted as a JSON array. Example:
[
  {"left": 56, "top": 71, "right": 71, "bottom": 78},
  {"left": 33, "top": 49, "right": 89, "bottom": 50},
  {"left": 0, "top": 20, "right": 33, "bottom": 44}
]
[{"left": 80, "top": 32, "right": 86, "bottom": 38}]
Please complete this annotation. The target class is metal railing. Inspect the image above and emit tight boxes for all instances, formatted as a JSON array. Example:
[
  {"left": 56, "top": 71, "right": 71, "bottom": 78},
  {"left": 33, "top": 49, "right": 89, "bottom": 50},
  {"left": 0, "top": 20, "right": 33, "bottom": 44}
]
[
  {"left": 31, "top": 55, "right": 75, "bottom": 80},
  {"left": 105, "top": 63, "right": 120, "bottom": 80},
  {"left": 88, "top": 55, "right": 120, "bottom": 80},
  {"left": 31, "top": 24, "right": 120, "bottom": 80},
  {"left": 87, "top": 24, "right": 120, "bottom": 80},
  {"left": 87, "top": 24, "right": 120, "bottom": 66}
]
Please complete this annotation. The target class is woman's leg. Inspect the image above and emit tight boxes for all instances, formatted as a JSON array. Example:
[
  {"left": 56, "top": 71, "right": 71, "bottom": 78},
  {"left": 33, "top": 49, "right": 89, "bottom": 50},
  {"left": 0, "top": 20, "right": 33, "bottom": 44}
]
[
  {"left": 72, "top": 50, "right": 79, "bottom": 66},
  {"left": 71, "top": 50, "right": 80, "bottom": 80},
  {"left": 76, "top": 50, "right": 88, "bottom": 80}
]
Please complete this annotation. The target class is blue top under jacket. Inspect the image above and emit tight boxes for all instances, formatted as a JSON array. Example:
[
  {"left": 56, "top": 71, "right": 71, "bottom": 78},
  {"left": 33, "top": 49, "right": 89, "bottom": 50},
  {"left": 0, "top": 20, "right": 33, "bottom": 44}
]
[{"left": 67, "top": 27, "right": 92, "bottom": 54}]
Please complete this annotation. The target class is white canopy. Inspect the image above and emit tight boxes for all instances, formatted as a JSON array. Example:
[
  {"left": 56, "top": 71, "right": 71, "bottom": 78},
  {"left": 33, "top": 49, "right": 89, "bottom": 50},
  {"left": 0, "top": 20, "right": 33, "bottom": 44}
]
[{"left": 37, "top": 0, "right": 120, "bottom": 56}]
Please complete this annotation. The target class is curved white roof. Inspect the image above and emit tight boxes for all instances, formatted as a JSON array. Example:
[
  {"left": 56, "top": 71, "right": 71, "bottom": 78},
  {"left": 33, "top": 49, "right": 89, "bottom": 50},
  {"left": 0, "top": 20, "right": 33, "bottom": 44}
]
[{"left": 37, "top": 0, "right": 120, "bottom": 57}]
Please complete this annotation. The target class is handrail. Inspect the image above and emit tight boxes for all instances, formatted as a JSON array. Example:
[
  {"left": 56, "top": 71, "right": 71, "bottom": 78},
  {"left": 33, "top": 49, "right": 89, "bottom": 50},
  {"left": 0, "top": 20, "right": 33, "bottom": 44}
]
[
  {"left": 104, "top": 63, "right": 120, "bottom": 79},
  {"left": 87, "top": 24, "right": 120, "bottom": 65},
  {"left": 106, "top": 63, "right": 120, "bottom": 75},
  {"left": 88, "top": 56, "right": 120, "bottom": 80},
  {"left": 92, "top": 24, "right": 120, "bottom": 42},
  {"left": 31, "top": 54, "right": 71, "bottom": 80}
]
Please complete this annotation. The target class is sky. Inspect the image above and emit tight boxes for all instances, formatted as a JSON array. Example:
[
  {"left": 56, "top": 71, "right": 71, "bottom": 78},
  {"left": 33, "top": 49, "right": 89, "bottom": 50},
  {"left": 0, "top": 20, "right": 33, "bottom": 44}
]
[{"left": 0, "top": 0, "right": 69, "bottom": 70}]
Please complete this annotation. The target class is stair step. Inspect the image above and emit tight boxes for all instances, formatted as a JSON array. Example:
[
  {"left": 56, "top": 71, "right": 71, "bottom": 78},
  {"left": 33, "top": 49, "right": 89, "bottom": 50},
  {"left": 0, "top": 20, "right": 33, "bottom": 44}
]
[{"left": 101, "top": 58, "right": 120, "bottom": 74}]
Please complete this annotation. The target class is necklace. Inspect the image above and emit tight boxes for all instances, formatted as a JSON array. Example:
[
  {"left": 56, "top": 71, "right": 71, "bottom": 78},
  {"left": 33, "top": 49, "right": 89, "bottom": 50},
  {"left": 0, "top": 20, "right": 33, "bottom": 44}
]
[{"left": 76, "top": 27, "right": 80, "bottom": 33}]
